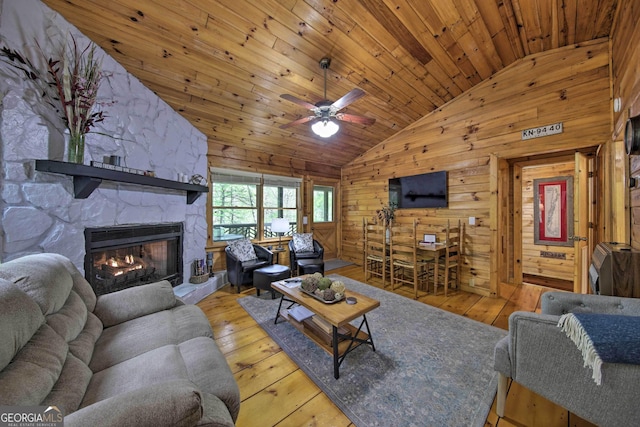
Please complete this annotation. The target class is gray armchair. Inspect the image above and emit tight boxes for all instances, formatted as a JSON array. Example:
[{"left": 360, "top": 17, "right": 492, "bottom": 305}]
[{"left": 494, "top": 291, "right": 640, "bottom": 426}]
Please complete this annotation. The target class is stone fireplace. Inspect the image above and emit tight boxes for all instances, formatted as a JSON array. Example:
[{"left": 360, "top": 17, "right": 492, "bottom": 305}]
[
  {"left": 84, "top": 223, "right": 183, "bottom": 295},
  {"left": 0, "top": 2, "right": 224, "bottom": 301}
]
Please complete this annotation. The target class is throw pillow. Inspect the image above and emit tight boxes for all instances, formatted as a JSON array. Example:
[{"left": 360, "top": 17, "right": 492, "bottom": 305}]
[
  {"left": 293, "top": 233, "right": 314, "bottom": 252},
  {"left": 227, "top": 238, "right": 257, "bottom": 262}
]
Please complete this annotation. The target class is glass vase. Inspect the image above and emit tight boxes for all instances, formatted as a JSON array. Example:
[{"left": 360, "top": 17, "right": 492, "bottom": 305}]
[{"left": 67, "top": 132, "right": 85, "bottom": 164}]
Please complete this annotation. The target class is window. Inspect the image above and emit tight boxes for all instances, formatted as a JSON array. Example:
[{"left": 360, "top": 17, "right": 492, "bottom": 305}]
[
  {"left": 210, "top": 168, "right": 301, "bottom": 242},
  {"left": 313, "top": 185, "right": 334, "bottom": 222}
]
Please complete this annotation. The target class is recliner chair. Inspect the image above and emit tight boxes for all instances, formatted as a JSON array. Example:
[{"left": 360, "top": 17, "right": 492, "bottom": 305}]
[
  {"left": 289, "top": 238, "right": 324, "bottom": 276},
  {"left": 225, "top": 244, "right": 272, "bottom": 293}
]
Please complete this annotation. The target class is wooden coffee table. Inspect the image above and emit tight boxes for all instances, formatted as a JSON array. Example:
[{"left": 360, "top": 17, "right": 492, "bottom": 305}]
[{"left": 271, "top": 280, "right": 380, "bottom": 379}]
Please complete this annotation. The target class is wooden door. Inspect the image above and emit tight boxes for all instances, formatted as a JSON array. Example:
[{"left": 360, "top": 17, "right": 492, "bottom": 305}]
[
  {"left": 310, "top": 180, "right": 339, "bottom": 260},
  {"left": 573, "top": 152, "right": 593, "bottom": 293}
]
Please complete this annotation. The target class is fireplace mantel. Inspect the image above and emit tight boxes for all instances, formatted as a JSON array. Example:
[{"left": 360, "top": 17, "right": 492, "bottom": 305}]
[{"left": 35, "top": 160, "right": 208, "bottom": 204}]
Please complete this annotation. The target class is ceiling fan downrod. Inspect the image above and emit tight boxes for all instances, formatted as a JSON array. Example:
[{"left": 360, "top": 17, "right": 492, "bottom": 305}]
[{"left": 319, "top": 57, "right": 330, "bottom": 100}]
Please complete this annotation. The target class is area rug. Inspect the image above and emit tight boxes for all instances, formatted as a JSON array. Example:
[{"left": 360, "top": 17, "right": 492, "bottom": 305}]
[
  {"left": 237, "top": 275, "right": 507, "bottom": 427},
  {"left": 324, "top": 258, "right": 355, "bottom": 271}
]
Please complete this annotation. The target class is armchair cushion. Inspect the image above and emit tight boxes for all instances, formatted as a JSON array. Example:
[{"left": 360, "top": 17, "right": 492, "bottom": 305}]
[
  {"left": 292, "top": 233, "right": 314, "bottom": 252},
  {"left": 227, "top": 238, "right": 257, "bottom": 262}
]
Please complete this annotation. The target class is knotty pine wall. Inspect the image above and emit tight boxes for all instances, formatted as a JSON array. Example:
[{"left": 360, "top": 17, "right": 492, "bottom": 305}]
[
  {"left": 611, "top": 0, "right": 640, "bottom": 249},
  {"left": 341, "top": 39, "right": 611, "bottom": 297}
]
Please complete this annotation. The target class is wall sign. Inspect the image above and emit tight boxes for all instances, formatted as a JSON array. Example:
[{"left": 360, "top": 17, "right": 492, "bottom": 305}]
[
  {"left": 521, "top": 122, "right": 563, "bottom": 140},
  {"left": 540, "top": 251, "right": 566, "bottom": 259}
]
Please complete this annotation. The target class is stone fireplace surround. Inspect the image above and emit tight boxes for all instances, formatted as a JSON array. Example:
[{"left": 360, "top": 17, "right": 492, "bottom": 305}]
[{"left": 0, "top": 2, "right": 223, "bottom": 301}]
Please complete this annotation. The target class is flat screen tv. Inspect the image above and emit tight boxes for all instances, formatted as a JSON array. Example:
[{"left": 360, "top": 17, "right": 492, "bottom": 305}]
[{"left": 389, "top": 171, "right": 448, "bottom": 209}]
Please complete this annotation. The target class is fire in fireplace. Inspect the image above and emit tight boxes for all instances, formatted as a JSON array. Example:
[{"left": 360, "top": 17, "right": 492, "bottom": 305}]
[{"left": 84, "top": 223, "right": 183, "bottom": 295}]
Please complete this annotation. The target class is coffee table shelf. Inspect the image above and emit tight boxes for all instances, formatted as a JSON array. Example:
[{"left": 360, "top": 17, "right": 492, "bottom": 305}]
[
  {"left": 278, "top": 310, "right": 369, "bottom": 356},
  {"left": 272, "top": 280, "right": 379, "bottom": 379}
]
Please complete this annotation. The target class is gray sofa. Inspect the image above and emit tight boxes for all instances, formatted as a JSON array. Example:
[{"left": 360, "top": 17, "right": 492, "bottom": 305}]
[
  {"left": 494, "top": 291, "right": 640, "bottom": 427},
  {"left": 0, "top": 253, "right": 240, "bottom": 426}
]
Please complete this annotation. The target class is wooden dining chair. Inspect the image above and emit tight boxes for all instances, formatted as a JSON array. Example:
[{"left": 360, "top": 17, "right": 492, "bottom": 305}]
[
  {"left": 363, "top": 218, "right": 388, "bottom": 288},
  {"left": 434, "top": 219, "right": 464, "bottom": 296},
  {"left": 389, "top": 219, "right": 428, "bottom": 299}
]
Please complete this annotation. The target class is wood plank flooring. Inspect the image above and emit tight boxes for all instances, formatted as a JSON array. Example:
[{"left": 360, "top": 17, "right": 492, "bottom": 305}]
[{"left": 196, "top": 265, "right": 596, "bottom": 427}]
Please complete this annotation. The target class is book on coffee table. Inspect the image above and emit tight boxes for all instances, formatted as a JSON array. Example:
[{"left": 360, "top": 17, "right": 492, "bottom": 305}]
[{"left": 288, "top": 305, "right": 314, "bottom": 322}]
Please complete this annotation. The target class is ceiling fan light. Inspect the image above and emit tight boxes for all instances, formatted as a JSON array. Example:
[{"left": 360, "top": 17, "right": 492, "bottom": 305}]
[{"left": 311, "top": 119, "right": 340, "bottom": 138}]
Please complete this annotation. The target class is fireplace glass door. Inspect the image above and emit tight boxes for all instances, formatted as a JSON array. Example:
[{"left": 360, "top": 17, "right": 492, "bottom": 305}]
[{"left": 85, "top": 223, "right": 183, "bottom": 295}]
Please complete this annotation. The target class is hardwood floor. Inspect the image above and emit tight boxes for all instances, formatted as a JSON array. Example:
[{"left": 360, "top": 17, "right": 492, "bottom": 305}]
[{"left": 196, "top": 265, "right": 596, "bottom": 427}]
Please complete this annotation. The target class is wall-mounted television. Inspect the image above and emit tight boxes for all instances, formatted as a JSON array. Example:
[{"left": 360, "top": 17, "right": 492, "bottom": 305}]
[{"left": 389, "top": 171, "right": 448, "bottom": 209}]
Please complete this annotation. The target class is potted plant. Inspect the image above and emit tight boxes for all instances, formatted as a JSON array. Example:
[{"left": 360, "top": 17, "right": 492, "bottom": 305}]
[{"left": 375, "top": 205, "right": 395, "bottom": 227}]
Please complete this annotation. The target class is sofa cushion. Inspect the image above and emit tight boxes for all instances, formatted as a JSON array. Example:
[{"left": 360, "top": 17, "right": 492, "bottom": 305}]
[
  {"left": 68, "top": 313, "right": 103, "bottom": 365},
  {"left": 0, "top": 279, "right": 44, "bottom": 371},
  {"left": 90, "top": 305, "right": 214, "bottom": 372},
  {"left": 43, "top": 353, "right": 92, "bottom": 416},
  {"left": 82, "top": 343, "right": 192, "bottom": 406},
  {"left": 0, "top": 324, "right": 68, "bottom": 405},
  {"left": 46, "top": 290, "right": 88, "bottom": 343},
  {"left": 227, "top": 238, "right": 257, "bottom": 262},
  {"left": 293, "top": 233, "right": 314, "bottom": 252},
  {"left": 83, "top": 337, "right": 239, "bottom": 424}
]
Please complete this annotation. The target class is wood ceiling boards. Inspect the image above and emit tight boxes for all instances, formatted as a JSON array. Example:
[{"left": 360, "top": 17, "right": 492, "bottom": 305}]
[{"left": 42, "top": 0, "right": 618, "bottom": 169}]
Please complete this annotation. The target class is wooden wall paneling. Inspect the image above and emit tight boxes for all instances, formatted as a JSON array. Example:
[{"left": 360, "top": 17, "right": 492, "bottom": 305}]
[
  {"left": 610, "top": 0, "right": 640, "bottom": 248},
  {"left": 341, "top": 40, "right": 610, "bottom": 297}
]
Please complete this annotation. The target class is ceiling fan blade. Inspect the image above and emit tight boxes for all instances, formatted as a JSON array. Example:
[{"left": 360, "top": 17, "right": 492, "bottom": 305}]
[
  {"left": 280, "top": 94, "right": 317, "bottom": 111},
  {"left": 331, "top": 88, "right": 366, "bottom": 111},
  {"left": 279, "top": 115, "right": 316, "bottom": 129},
  {"left": 335, "top": 113, "right": 376, "bottom": 126}
]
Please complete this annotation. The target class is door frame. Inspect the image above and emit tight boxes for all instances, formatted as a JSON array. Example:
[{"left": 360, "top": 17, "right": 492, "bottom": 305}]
[
  {"left": 305, "top": 177, "right": 340, "bottom": 260},
  {"left": 495, "top": 148, "right": 598, "bottom": 296}
]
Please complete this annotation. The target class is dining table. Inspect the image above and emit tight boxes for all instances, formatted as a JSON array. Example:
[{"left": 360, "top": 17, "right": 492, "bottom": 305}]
[{"left": 417, "top": 242, "right": 448, "bottom": 290}]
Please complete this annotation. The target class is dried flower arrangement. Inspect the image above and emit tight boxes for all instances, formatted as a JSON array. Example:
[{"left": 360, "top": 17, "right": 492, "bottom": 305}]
[
  {"left": 375, "top": 205, "right": 395, "bottom": 226},
  {"left": 0, "top": 35, "right": 107, "bottom": 163}
]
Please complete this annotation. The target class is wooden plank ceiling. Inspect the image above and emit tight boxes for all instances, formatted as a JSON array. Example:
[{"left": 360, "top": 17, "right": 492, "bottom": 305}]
[{"left": 43, "top": 0, "right": 618, "bottom": 169}]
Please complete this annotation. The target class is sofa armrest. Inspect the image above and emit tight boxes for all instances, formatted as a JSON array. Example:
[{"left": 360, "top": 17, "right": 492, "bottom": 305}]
[
  {"left": 64, "top": 380, "right": 203, "bottom": 427},
  {"left": 541, "top": 291, "right": 640, "bottom": 316},
  {"left": 313, "top": 240, "right": 324, "bottom": 257},
  {"left": 94, "top": 280, "right": 177, "bottom": 327}
]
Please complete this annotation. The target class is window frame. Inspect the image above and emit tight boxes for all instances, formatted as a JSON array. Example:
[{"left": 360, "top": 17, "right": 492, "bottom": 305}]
[
  {"left": 313, "top": 185, "right": 334, "bottom": 223},
  {"left": 209, "top": 168, "right": 302, "bottom": 245}
]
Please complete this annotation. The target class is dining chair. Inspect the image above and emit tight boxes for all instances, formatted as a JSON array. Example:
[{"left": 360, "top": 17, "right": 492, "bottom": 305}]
[
  {"left": 389, "top": 219, "right": 428, "bottom": 299},
  {"left": 364, "top": 218, "right": 388, "bottom": 288},
  {"left": 433, "top": 219, "right": 464, "bottom": 296}
]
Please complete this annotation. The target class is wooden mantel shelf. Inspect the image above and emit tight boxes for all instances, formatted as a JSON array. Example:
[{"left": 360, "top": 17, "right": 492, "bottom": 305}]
[{"left": 34, "top": 160, "right": 208, "bottom": 204}]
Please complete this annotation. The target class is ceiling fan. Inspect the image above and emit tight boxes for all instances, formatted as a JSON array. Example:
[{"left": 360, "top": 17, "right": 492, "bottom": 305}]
[{"left": 279, "top": 57, "right": 376, "bottom": 138}]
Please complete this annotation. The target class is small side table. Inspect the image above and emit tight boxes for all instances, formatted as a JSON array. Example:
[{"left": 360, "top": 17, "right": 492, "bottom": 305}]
[{"left": 271, "top": 247, "right": 286, "bottom": 264}]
